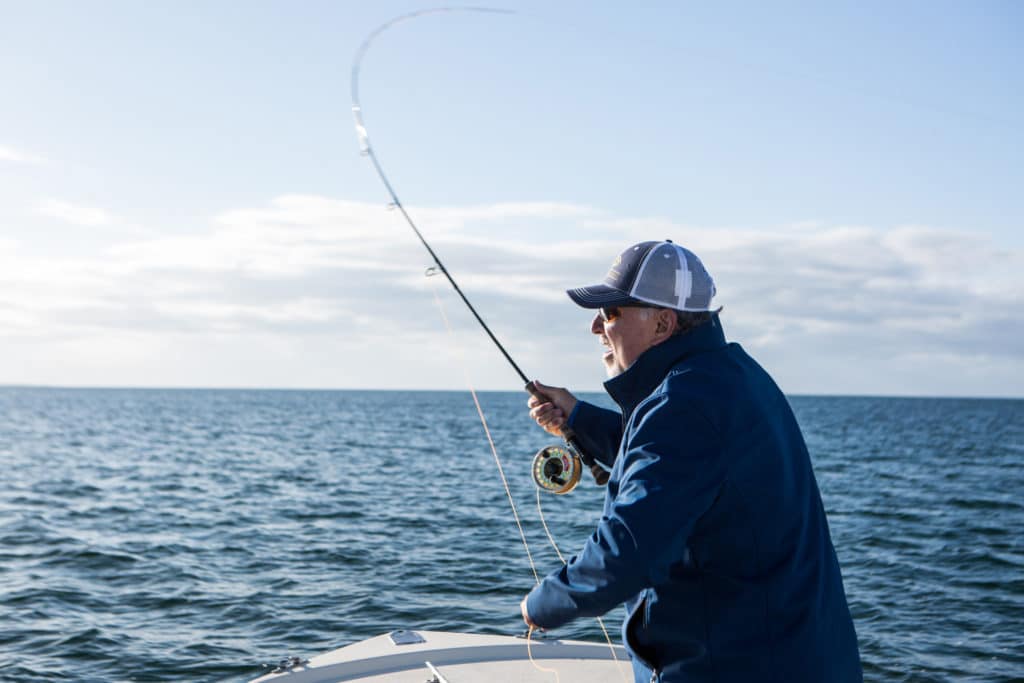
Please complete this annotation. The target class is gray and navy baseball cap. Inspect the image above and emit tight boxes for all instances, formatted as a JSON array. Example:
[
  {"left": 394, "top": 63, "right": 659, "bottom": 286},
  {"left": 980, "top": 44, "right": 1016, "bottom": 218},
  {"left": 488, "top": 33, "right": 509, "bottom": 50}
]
[{"left": 567, "top": 240, "right": 717, "bottom": 312}]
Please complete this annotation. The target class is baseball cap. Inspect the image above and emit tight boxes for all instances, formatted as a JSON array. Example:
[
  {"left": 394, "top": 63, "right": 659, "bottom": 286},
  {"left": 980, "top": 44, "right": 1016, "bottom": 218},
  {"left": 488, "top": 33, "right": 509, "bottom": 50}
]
[{"left": 567, "top": 240, "right": 717, "bottom": 312}]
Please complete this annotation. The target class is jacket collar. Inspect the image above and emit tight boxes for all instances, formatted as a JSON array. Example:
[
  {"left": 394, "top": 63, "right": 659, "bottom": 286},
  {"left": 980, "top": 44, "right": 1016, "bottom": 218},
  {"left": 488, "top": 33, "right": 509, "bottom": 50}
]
[{"left": 603, "top": 313, "right": 727, "bottom": 420}]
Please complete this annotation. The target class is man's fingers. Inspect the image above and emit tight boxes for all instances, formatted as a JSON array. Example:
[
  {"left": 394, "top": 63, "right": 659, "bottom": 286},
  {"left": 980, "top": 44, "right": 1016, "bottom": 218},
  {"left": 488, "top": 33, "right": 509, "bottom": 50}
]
[
  {"left": 520, "top": 597, "right": 537, "bottom": 629},
  {"left": 529, "top": 403, "right": 551, "bottom": 419},
  {"left": 531, "top": 405, "right": 565, "bottom": 424},
  {"left": 527, "top": 380, "right": 574, "bottom": 438}
]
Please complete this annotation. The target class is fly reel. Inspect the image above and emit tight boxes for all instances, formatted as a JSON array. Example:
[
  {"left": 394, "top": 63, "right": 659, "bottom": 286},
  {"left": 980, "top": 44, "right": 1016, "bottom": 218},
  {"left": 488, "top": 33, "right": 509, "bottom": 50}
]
[{"left": 532, "top": 444, "right": 583, "bottom": 495}]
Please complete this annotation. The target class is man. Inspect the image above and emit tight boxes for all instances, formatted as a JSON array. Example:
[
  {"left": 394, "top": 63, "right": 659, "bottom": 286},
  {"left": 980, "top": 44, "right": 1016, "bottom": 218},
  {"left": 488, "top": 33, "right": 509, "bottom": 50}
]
[{"left": 520, "top": 240, "right": 861, "bottom": 682}]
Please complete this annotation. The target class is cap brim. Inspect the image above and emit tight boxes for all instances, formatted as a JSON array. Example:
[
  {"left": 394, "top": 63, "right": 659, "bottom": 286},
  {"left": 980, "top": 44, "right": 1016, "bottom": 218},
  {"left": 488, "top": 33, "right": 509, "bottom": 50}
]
[{"left": 566, "top": 284, "right": 642, "bottom": 309}]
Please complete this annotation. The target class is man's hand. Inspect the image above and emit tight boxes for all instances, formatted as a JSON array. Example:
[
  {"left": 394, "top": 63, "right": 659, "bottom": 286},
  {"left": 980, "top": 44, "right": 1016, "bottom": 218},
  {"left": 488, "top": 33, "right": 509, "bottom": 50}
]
[
  {"left": 520, "top": 596, "right": 539, "bottom": 630},
  {"left": 527, "top": 380, "right": 578, "bottom": 437}
]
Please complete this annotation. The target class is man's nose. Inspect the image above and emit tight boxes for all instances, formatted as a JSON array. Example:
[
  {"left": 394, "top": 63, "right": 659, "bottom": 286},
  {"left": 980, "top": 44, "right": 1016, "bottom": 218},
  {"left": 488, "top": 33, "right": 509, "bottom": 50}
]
[{"left": 591, "top": 312, "right": 604, "bottom": 335}]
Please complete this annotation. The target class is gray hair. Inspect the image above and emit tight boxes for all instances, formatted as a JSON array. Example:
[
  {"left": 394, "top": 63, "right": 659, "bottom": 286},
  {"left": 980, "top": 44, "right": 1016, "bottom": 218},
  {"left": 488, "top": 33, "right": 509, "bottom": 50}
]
[
  {"left": 672, "top": 309, "right": 719, "bottom": 336},
  {"left": 637, "top": 306, "right": 720, "bottom": 335}
]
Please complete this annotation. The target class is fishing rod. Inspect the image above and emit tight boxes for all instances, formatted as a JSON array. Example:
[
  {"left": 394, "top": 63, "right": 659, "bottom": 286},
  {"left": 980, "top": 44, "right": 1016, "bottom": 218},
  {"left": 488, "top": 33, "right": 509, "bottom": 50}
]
[{"left": 351, "top": 7, "right": 608, "bottom": 489}]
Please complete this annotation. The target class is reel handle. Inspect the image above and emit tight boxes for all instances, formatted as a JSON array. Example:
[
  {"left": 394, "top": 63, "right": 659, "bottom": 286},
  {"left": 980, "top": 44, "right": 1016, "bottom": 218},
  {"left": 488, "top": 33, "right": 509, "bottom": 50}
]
[{"left": 525, "top": 381, "right": 609, "bottom": 486}]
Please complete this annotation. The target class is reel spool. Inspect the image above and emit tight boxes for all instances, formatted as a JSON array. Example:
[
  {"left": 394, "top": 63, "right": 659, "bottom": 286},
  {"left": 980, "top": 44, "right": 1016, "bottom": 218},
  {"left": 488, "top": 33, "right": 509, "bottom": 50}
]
[{"left": 532, "top": 444, "right": 583, "bottom": 495}]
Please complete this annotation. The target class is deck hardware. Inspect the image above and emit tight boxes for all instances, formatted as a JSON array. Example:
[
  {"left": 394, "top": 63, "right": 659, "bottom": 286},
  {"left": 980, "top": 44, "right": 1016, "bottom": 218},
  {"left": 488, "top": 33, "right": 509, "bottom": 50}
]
[
  {"left": 389, "top": 629, "right": 426, "bottom": 645},
  {"left": 425, "top": 660, "right": 451, "bottom": 683},
  {"left": 269, "top": 656, "right": 307, "bottom": 674}
]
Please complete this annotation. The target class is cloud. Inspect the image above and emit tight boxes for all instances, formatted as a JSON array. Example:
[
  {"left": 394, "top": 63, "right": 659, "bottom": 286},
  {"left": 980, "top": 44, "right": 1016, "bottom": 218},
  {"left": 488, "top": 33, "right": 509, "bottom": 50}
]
[
  {"left": 0, "top": 144, "right": 48, "bottom": 165},
  {"left": 36, "top": 200, "right": 115, "bottom": 227},
  {"left": 1, "top": 194, "right": 1021, "bottom": 394}
]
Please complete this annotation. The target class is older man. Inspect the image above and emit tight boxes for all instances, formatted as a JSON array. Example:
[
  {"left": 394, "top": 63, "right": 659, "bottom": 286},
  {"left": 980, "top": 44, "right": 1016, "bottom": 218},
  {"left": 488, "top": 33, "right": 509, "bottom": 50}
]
[{"left": 520, "top": 241, "right": 861, "bottom": 682}]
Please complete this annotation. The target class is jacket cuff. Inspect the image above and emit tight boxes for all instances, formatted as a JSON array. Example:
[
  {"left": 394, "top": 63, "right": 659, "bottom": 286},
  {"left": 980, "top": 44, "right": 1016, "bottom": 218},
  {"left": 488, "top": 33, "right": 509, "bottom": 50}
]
[
  {"left": 566, "top": 400, "right": 582, "bottom": 428},
  {"left": 566, "top": 400, "right": 620, "bottom": 469},
  {"left": 525, "top": 571, "right": 578, "bottom": 630}
]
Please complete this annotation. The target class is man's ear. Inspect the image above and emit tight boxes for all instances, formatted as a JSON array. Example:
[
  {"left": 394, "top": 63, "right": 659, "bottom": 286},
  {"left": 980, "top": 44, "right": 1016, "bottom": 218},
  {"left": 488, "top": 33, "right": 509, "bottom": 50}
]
[{"left": 654, "top": 308, "right": 677, "bottom": 339}]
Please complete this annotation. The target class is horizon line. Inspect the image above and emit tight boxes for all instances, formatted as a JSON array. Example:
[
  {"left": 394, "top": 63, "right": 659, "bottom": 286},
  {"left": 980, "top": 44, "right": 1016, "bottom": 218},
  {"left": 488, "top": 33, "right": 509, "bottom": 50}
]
[{"left": 1, "top": 383, "right": 1020, "bottom": 401}]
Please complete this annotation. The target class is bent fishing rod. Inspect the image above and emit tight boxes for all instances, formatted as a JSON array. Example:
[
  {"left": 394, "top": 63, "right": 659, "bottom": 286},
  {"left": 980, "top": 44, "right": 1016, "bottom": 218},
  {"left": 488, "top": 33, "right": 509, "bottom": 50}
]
[{"left": 351, "top": 7, "right": 609, "bottom": 488}]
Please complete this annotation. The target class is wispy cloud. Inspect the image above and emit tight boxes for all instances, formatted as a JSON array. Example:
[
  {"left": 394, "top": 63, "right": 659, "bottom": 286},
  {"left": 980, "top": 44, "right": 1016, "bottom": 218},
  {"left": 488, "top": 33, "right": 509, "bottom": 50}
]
[
  {"left": 36, "top": 200, "right": 115, "bottom": 227},
  {"left": 1, "top": 195, "right": 1021, "bottom": 394},
  {"left": 0, "top": 144, "right": 48, "bottom": 165}
]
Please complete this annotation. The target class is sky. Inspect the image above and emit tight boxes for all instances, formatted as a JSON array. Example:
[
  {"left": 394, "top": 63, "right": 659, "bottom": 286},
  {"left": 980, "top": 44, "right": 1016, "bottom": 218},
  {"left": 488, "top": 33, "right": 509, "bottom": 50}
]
[{"left": 1, "top": 1, "right": 1022, "bottom": 396}]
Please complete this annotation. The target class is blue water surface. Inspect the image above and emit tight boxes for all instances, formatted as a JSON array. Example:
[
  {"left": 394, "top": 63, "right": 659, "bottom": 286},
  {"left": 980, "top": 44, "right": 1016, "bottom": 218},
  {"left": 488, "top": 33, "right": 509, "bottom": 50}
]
[{"left": 1, "top": 388, "right": 1021, "bottom": 682}]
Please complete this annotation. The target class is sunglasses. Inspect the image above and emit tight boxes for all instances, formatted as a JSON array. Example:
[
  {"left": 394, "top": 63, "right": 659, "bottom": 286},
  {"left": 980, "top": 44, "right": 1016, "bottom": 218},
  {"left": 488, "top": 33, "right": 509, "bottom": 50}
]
[{"left": 599, "top": 304, "right": 660, "bottom": 323}]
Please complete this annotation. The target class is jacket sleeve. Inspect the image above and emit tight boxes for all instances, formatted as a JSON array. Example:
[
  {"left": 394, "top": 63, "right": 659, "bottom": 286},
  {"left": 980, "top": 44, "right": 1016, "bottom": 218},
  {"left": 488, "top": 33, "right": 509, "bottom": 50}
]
[
  {"left": 526, "top": 394, "right": 727, "bottom": 629},
  {"left": 567, "top": 400, "right": 623, "bottom": 469}
]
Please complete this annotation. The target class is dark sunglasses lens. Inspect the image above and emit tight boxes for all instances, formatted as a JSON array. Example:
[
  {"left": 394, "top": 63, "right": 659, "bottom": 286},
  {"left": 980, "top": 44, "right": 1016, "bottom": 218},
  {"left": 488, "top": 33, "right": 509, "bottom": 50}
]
[{"left": 601, "top": 307, "right": 620, "bottom": 322}]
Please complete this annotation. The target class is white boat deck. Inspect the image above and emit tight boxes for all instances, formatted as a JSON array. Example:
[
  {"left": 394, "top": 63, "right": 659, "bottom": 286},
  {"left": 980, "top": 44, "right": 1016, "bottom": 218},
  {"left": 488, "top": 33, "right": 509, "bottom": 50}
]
[{"left": 251, "top": 629, "right": 630, "bottom": 683}]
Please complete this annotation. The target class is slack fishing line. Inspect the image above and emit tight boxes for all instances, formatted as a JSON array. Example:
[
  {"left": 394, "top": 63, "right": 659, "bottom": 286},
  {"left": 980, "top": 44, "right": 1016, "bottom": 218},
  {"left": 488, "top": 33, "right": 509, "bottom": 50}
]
[
  {"left": 426, "top": 233, "right": 627, "bottom": 683},
  {"left": 350, "top": 6, "right": 608, "bottom": 491}
]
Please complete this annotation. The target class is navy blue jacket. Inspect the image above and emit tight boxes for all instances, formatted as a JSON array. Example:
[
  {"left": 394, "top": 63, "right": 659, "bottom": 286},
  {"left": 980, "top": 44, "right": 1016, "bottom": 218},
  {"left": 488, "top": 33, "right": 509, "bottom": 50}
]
[{"left": 525, "top": 315, "right": 861, "bottom": 682}]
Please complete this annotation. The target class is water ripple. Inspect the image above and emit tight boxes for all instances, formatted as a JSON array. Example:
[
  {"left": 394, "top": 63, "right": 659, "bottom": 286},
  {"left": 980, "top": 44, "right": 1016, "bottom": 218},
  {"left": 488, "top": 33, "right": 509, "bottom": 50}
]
[{"left": 1, "top": 389, "right": 1021, "bottom": 681}]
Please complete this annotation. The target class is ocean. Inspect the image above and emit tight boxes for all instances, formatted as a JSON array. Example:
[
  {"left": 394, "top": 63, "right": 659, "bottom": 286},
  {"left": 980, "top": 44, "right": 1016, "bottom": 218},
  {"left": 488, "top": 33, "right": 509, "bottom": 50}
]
[{"left": 1, "top": 388, "right": 1021, "bottom": 682}]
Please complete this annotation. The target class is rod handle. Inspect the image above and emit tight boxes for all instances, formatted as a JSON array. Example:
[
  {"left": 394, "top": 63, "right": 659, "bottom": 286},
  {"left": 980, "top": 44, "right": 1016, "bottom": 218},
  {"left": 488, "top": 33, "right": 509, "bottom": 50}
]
[{"left": 525, "top": 381, "right": 609, "bottom": 486}]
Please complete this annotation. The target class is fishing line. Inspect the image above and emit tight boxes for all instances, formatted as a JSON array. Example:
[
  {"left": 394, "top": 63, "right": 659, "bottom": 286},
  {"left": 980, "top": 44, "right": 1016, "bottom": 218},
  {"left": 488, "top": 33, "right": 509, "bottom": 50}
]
[
  {"left": 352, "top": 9, "right": 626, "bottom": 682},
  {"left": 536, "top": 489, "right": 566, "bottom": 565},
  {"left": 351, "top": 5, "right": 610, "bottom": 490},
  {"left": 527, "top": 625, "right": 563, "bottom": 683},
  {"left": 535, "top": 489, "right": 628, "bottom": 680},
  {"left": 428, "top": 278, "right": 626, "bottom": 683},
  {"left": 430, "top": 276, "right": 626, "bottom": 683},
  {"left": 429, "top": 278, "right": 560, "bottom": 683},
  {"left": 427, "top": 276, "right": 540, "bottom": 585},
  {"left": 351, "top": 6, "right": 525, "bottom": 383}
]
